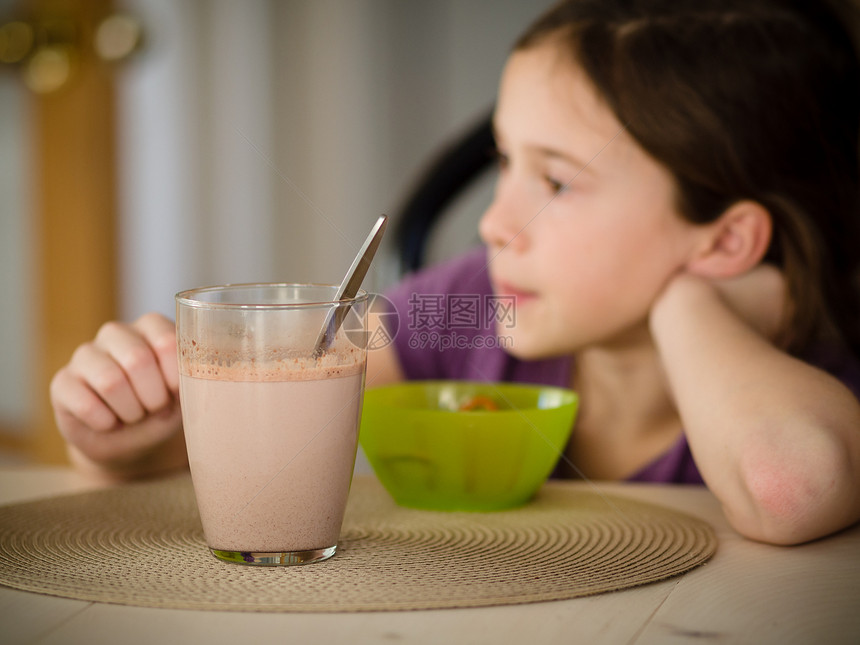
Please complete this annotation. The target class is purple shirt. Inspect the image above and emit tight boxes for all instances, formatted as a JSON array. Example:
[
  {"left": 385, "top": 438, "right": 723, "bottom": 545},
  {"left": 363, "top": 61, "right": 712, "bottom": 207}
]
[{"left": 384, "top": 246, "right": 860, "bottom": 485}]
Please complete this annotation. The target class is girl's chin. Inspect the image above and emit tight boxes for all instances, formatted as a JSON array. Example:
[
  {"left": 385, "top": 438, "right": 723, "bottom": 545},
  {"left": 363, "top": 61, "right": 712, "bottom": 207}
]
[{"left": 496, "top": 328, "right": 565, "bottom": 361}]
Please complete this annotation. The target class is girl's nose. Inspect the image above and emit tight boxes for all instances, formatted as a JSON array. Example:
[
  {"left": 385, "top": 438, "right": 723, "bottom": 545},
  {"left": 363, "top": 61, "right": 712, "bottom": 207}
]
[{"left": 478, "top": 184, "right": 529, "bottom": 253}]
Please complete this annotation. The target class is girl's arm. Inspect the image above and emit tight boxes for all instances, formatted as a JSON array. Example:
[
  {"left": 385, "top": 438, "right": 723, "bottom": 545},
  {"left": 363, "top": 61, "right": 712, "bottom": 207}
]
[{"left": 650, "top": 269, "right": 860, "bottom": 545}]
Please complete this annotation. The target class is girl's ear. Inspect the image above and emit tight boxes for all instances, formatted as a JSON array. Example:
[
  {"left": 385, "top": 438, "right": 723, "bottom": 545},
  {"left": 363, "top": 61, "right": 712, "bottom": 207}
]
[{"left": 685, "top": 200, "right": 773, "bottom": 279}]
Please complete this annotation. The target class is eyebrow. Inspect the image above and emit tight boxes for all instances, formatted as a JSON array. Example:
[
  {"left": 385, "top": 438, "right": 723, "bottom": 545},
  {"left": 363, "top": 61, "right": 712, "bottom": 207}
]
[
  {"left": 534, "top": 146, "right": 594, "bottom": 174},
  {"left": 492, "top": 123, "right": 595, "bottom": 174}
]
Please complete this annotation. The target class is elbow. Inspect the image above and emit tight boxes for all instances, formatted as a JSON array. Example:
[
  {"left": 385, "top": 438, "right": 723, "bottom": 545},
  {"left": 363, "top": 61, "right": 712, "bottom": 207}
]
[{"left": 729, "top": 433, "right": 857, "bottom": 545}]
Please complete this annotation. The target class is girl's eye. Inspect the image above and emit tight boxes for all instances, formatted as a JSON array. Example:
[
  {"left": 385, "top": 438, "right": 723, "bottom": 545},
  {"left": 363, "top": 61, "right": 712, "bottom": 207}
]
[
  {"left": 544, "top": 175, "right": 569, "bottom": 195},
  {"left": 493, "top": 148, "right": 510, "bottom": 170}
]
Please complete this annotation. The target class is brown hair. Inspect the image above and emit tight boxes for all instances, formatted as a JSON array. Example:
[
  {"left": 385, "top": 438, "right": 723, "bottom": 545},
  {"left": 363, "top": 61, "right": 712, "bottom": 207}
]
[{"left": 516, "top": 0, "right": 860, "bottom": 357}]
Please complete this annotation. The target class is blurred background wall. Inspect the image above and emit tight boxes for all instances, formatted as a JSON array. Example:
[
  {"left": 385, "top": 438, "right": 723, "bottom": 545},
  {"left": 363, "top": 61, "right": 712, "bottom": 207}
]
[{"left": 0, "top": 0, "right": 555, "bottom": 464}]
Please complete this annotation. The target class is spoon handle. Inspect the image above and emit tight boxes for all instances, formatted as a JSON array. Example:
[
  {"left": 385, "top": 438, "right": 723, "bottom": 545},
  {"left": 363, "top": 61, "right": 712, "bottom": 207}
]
[{"left": 312, "top": 214, "right": 388, "bottom": 356}]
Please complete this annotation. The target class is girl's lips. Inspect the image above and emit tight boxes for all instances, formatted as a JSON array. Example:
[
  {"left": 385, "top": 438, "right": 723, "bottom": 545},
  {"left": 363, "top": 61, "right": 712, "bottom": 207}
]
[{"left": 494, "top": 280, "right": 537, "bottom": 302}]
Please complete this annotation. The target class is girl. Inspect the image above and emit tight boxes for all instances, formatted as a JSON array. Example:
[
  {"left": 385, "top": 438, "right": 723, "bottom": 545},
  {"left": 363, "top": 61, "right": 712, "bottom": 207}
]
[{"left": 51, "top": 0, "right": 860, "bottom": 545}]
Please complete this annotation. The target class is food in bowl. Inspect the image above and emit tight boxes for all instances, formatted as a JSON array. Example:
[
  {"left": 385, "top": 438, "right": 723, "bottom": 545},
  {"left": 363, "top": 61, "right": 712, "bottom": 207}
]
[
  {"left": 359, "top": 381, "right": 578, "bottom": 511},
  {"left": 457, "top": 395, "right": 500, "bottom": 412}
]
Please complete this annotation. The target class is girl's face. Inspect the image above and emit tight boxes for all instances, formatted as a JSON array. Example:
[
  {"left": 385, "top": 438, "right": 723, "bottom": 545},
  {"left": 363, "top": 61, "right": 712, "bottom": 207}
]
[{"left": 479, "top": 42, "right": 706, "bottom": 359}]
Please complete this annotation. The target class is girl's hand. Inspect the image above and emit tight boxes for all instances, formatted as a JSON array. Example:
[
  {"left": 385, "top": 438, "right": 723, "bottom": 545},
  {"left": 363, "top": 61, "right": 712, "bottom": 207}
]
[
  {"left": 653, "top": 264, "right": 788, "bottom": 343},
  {"left": 708, "top": 264, "right": 788, "bottom": 342},
  {"left": 49, "top": 313, "right": 187, "bottom": 481}
]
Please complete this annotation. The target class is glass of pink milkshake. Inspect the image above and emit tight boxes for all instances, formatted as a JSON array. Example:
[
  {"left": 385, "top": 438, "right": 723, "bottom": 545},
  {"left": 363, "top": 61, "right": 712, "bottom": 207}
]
[{"left": 175, "top": 284, "right": 368, "bottom": 565}]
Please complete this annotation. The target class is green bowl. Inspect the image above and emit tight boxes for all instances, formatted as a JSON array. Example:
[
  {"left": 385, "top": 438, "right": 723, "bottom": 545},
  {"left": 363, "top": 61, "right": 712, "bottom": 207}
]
[{"left": 359, "top": 381, "right": 578, "bottom": 511}]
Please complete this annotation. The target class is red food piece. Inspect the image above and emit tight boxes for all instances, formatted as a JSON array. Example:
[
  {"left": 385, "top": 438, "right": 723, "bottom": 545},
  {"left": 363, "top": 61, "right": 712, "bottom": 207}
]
[{"left": 458, "top": 395, "right": 499, "bottom": 412}]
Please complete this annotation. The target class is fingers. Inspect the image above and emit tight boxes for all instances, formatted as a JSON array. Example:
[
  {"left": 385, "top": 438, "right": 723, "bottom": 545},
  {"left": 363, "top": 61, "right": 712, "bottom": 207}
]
[
  {"left": 92, "top": 320, "right": 170, "bottom": 417},
  {"left": 50, "top": 366, "right": 119, "bottom": 435},
  {"left": 133, "top": 312, "right": 180, "bottom": 394},
  {"left": 66, "top": 400, "right": 183, "bottom": 469},
  {"left": 71, "top": 339, "right": 150, "bottom": 424},
  {"left": 50, "top": 312, "right": 185, "bottom": 477},
  {"left": 54, "top": 314, "right": 177, "bottom": 432}
]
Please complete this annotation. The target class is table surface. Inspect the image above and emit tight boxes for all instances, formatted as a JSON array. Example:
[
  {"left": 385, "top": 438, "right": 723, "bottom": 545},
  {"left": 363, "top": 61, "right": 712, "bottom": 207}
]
[{"left": 1, "top": 466, "right": 858, "bottom": 645}]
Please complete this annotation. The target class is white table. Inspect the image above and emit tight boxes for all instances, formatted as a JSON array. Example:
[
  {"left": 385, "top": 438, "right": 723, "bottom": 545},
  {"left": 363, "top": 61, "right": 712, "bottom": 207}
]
[{"left": 1, "top": 465, "right": 858, "bottom": 645}]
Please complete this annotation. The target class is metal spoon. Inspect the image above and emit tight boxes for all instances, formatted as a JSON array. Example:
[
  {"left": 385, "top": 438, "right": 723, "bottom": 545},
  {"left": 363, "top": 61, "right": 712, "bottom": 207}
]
[{"left": 312, "top": 214, "right": 388, "bottom": 357}]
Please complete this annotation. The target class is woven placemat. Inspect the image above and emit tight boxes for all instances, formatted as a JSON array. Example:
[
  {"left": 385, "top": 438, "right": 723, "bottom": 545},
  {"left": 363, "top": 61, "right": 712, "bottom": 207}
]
[{"left": 0, "top": 475, "right": 715, "bottom": 612}]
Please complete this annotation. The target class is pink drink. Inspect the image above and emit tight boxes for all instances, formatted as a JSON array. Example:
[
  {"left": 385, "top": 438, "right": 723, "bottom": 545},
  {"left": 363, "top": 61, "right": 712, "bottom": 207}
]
[
  {"left": 176, "top": 282, "right": 368, "bottom": 565},
  {"left": 180, "top": 351, "right": 365, "bottom": 555}
]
